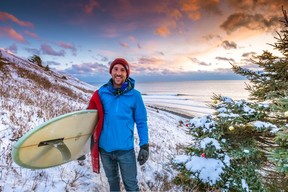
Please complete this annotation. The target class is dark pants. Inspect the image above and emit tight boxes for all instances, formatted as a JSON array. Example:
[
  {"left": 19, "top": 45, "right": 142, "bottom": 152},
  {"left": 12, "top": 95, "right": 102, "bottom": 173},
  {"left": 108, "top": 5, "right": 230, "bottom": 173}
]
[{"left": 99, "top": 148, "right": 139, "bottom": 192}]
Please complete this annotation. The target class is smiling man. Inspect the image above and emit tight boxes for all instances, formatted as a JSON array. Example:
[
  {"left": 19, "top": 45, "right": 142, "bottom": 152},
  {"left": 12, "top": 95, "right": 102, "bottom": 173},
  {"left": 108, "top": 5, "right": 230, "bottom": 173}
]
[{"left": 87, "top": 58, "right": 149, "bottom": 191}]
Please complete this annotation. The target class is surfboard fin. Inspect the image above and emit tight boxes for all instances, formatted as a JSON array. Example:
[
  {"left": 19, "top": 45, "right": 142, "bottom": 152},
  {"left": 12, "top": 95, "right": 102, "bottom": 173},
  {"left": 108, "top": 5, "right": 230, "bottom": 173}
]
[{"left": 38, "top": 138, "right": 72, "bottom": 161}]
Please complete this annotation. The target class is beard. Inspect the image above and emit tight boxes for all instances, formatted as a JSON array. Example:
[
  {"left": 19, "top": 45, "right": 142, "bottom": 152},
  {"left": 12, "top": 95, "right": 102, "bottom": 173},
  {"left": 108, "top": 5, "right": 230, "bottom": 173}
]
[{"left": 112, "top": 75, "right": 126, "bottom": 88}]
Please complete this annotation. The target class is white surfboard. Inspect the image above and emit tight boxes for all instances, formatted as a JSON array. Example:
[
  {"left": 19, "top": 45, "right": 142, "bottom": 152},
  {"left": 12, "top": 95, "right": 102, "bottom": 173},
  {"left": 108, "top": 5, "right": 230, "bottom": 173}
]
[{"left": 12, "top": 110, "right": 98, "bottom": 169}]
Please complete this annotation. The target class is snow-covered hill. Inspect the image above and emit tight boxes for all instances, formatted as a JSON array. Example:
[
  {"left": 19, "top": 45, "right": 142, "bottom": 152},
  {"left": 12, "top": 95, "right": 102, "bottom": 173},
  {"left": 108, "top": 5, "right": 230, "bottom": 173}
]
[{"left": 0, "top": 49, "right": 191, "bottom": 191}]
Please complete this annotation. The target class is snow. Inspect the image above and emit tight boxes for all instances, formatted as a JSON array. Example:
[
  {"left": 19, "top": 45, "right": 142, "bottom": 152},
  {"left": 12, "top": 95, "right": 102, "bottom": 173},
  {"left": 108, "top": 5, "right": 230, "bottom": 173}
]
[
  {"left": 241, "top": 178, "right": 251, "bottom": 191},
  {"left": 173, "top": 155, "right": 226, "bottom": 185},
  {"left": 1, "top": 48, "right": 274, "bottom": 191},
  {"left": 0, "top": 49, "right": 195, "bottom": 191},
  {"left": 189, "top": 115, "right": 216, "bottom": 133},
  {"left": 218, "top": 113, "right": 240, "bottom": 118},
  {"left": 200, "top": 137, "right": 221, "bottom": 150},
  {"left": 243, "top": 149, "right": 250, "bottom": 154},
  {"left": 251, "top": 120, "right": 279, "bottom": 133}
]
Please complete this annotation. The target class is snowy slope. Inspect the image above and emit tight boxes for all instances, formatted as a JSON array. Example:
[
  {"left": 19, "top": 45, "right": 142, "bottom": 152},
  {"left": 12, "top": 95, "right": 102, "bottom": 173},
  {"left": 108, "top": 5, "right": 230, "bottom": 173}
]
[{"left": 0, "top": 49, "right": 192, "bottom": 191}]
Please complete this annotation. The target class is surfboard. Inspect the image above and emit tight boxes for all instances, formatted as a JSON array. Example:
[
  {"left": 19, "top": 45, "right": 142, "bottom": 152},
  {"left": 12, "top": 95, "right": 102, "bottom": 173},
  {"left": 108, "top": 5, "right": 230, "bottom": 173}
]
[{"left": 12, "top": 110, "right": 98, "bottom": 169}]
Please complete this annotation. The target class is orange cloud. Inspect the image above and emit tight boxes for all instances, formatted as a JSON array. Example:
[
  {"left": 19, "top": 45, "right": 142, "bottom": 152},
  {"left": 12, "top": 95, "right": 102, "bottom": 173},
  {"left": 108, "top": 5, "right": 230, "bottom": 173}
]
[
  {"left": 0, "top": 27, "right": 26, "bottom": 42},
  {"left": 178, "top": 0, "right": 222, "bottom": 20},
  {"left": 227, "top": 0, "right": 288, "bottom": 13},
  {"left": 154, "top": 26, "right": 171, "bottom": 37},
  {"left": 181, "top": 0, "right": 201, "bottom": 20},
  {"left": 171, "top": 9, "right": 183, "bottom": 20},
  {"left": 220, "top": 13, "right": 280, "bottom": 34},
  {"left": 153, "top": 0, "right": 221, "bottom": 37},
  {"left": 0, "top": 12, "right": 33, "bottom": 27}
]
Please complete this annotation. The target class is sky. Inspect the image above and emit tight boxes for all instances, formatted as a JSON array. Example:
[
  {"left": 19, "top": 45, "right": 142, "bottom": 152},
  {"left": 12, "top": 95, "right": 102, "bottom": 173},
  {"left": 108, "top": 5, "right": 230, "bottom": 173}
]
[{"left": 1, "top": 0, "right": 287, "bottom": 83}]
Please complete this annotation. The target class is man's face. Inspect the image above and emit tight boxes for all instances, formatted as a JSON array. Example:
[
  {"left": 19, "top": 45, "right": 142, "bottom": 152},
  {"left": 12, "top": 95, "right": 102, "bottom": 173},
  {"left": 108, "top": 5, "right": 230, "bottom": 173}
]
[{"left": 110, "top": 64, "right": 127, "bottom": 88}]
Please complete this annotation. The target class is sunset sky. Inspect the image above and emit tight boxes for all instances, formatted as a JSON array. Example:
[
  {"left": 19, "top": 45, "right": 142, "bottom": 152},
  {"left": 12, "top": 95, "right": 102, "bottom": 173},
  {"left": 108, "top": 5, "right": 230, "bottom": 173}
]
[{"left": 1, "top": 0, "right": 287, "bottom": 83}]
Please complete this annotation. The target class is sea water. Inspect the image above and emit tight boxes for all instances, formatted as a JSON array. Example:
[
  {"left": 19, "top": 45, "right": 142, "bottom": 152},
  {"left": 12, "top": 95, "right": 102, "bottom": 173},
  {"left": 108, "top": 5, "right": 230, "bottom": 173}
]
[{"left": 135, "top": 80, "right": 250, "bottom": 117}]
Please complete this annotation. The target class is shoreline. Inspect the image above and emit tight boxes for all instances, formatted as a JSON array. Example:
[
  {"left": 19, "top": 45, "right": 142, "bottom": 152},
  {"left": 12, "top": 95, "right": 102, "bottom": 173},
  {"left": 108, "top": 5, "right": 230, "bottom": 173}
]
[{"left": 147, "top": 105, "right": 194, "bottom": 119}]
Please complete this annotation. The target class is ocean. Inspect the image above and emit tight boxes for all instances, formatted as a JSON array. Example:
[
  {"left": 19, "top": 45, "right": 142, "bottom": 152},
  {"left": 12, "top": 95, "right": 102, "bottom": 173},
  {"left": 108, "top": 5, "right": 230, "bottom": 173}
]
[
  {"left": 93, "top": 80, "right": 250, "bottom": 118},
  {"left": 135, "top": 80, "right": 250, "bottom": 117}
]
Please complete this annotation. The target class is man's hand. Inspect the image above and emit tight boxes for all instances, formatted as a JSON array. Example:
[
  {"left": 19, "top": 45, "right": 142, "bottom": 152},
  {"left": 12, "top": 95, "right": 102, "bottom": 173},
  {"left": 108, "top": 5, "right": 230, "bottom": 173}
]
[{"left": 137, "top": 144, "right": 149, "bottom": 165}]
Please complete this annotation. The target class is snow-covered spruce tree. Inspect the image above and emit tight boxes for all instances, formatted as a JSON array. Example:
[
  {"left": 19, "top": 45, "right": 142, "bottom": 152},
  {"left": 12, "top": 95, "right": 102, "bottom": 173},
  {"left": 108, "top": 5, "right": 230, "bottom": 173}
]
[
  {"left": 268, "top": 97, "right": 288, "bottom": 179},
  {"left": 173, "top": 96, "right": 273, "bottom": 191},
  {"left": 172, "top": 7, "right": 288, "bottom": 192},
  {"left": 232, "top": 7, "right": 288, "bottom": 186}
]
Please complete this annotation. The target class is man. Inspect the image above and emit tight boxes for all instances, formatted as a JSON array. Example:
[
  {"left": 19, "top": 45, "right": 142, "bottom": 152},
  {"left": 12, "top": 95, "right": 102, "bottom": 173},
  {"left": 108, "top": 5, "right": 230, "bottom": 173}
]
[{"left": 87, "top": 58, "right": 149, "bottom": 191}]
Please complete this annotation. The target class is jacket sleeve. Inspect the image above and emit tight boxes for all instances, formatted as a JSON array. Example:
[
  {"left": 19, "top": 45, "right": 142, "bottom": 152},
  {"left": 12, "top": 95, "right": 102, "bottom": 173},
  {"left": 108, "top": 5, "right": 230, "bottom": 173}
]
[
  {"left": 134, "top": 92, "right": 149, "bottom": 146},
  {"left": 87, "top": 90, "right": 99, "bottom": 110},
  {"left": 88, "top": 90, "right": 104, "bottom": 173}
]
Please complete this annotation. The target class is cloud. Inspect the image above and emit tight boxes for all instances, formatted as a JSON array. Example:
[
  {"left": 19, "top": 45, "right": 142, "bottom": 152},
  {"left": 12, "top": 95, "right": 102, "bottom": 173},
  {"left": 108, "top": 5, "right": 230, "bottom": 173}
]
[
  {"left": 137, "top": 43, "right": 142, "bottom": 49},
  {"left": 154, "top": 26, "right": 171, "bottom": 37},
  {"left": 180, "top": 0, "right": 201, "bottom": 20},
  {"left": 227, "top": 0, "right": 288, "bottom": 13},
  {"left": 128, "top": 57, "right": 167, "bottom": 75},
  {"left": 138, "top": 57, "right": 164, "bottom": 66},
  {"left": 0, "top": 12, "right": 34, "bottom": 27},
  {"left": 171, "top": 9, "right": 182, "bottom": 20},
  {"left": 102, "top": 22, "right": 139, "bottom": 38},
  {"left": 189, "top": 57, "right": 211, "bottom": 66},
  {"left": 215, "top": 57, "right": 235, "bottom": 63},
  {"left": 57, "top": 41, "right": 77, "bottom": 56},
  {"left": 41, "top": 44, "right": 65, "bottom": 56},
  {"left": 220, "top": 13, "right": 280, "bottom": 34},
  {"left": 83, "top": 0, "right": 100, "bottom": 14},
  {"left": 119, "top": 42, "right": 129, "bottom": 48},
  {"left": 203, "top": 34, "right": 222, "bottom": 41},
  {"left": 128, "top": 36, "right": 142, "bottom": 49},
  {"left": 151, "top": 0, "right": 223, "bottom": 37},
  {"left": 45, "top": 60, "right": 62, "bottom": 66},
  {"left": 23, "top": 30, "right": 39, "bottom": 39},
  {"left": 102, "top": 27, "right": 119, "bottom": 38},
  {"left": 242, "top": 51, "right": 257, "bottom": 58},
  {"left": 63, "top": 62, "right": 108, "bottom": 76},
  {"left": 239, "top": 52, "right": 259, "bottom": 68},
  {"left": 92, "top": 54, "right": 109, "bottom": 62},
  {"left": 128, "top": 36, "right": 137, "bottom": 42},
  {"left": 0, "top": 26, "right": 26, "bottom": 42},
  {"left": 25, "top": 47, "right": 40, "bottom": 56},
  {"left": 7, "top": 44, "right": 18, "bottom": 53},
  {"left": 178, "top": 0, "right": 222, "bottom": 20},
  {"left": 221, "top": 40, "right": 237, "bottom": 50}
]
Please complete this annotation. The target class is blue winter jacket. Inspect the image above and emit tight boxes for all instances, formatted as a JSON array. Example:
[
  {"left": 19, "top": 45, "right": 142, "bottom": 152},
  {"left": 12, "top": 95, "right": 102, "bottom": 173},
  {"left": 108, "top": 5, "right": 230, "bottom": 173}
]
[{"left": 98, "top": 77, "right": 148, "bottom": 152}]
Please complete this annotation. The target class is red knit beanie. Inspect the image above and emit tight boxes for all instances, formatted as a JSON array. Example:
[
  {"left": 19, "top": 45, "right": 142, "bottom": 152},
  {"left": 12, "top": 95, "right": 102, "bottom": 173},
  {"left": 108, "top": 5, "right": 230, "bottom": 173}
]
[{"left": 109, "top": 58, "right": 130, "bottom": 77}]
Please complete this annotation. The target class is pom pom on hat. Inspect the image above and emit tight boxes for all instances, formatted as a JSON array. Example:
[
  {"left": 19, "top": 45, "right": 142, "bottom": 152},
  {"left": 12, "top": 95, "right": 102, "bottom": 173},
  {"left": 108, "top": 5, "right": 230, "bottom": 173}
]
[{"left": 109, "top": 58, "right": 130, "bottom": 77}]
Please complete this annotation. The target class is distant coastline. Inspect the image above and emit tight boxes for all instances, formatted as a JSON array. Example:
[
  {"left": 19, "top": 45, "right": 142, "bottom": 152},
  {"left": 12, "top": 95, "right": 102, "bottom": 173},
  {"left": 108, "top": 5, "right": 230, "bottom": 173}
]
[
  {"left": 87, "top": 80, "right": 250, "bottom": 119},
  {"left": 87, "top": 79, "right": 248, "bottom": 87},
  {"left": 139, "top": 80, "right": 249, "bottom": 118}
]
